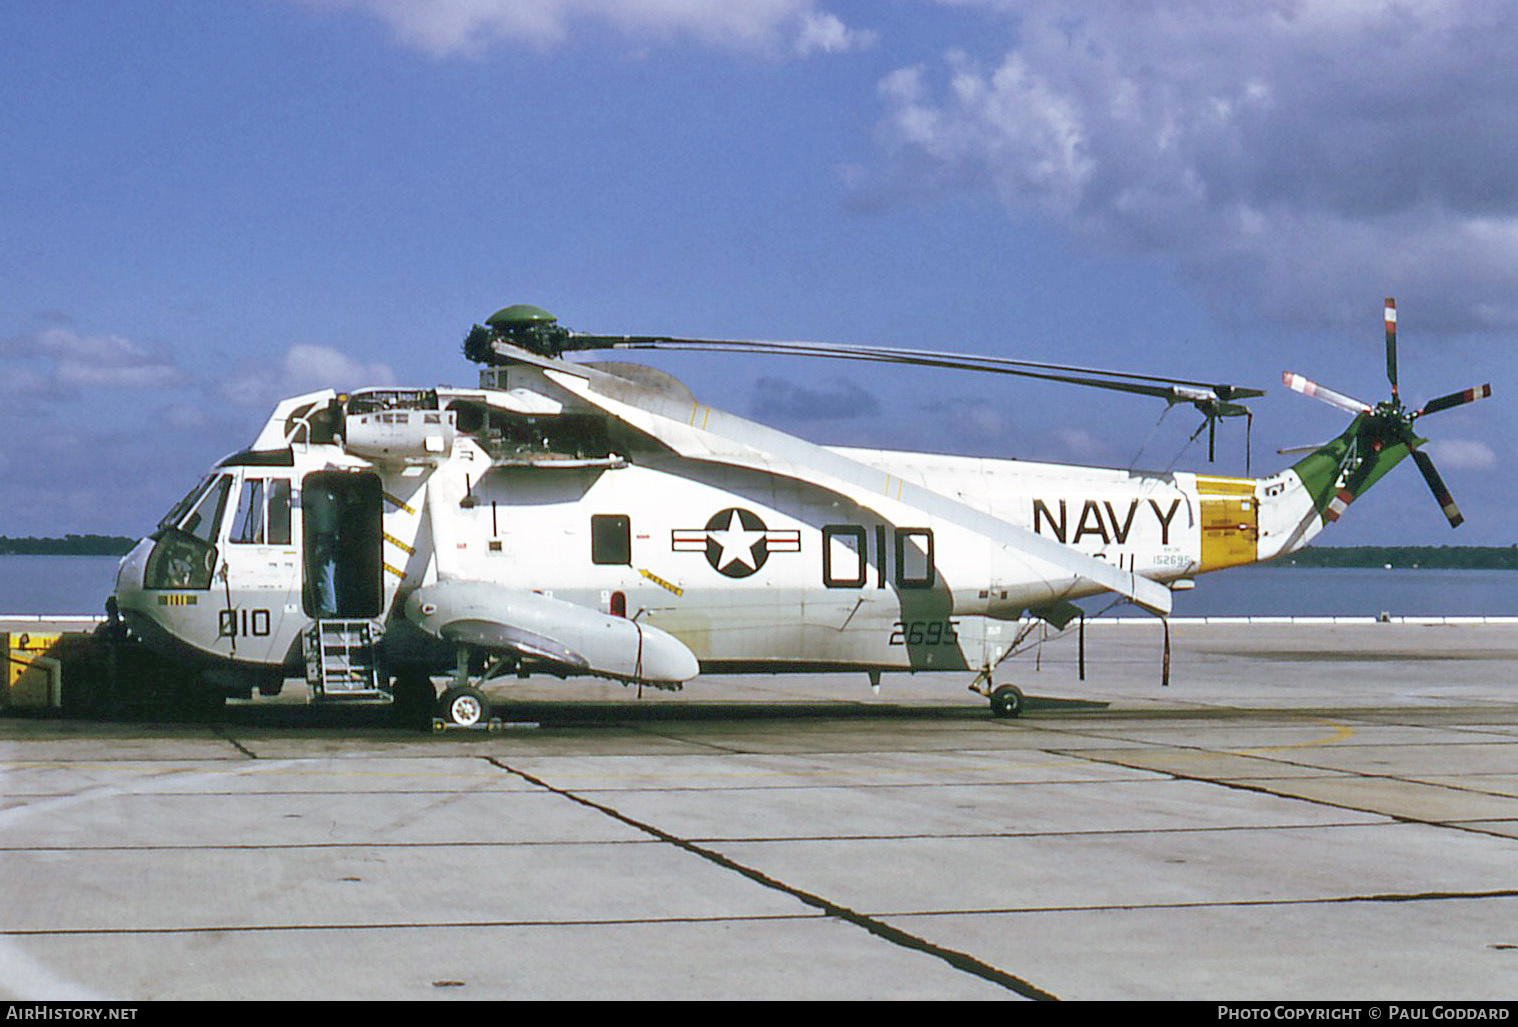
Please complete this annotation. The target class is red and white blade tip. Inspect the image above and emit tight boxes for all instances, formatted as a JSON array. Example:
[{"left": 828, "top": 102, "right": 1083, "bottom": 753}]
[
  {"left": 1281, "top": 371, "right": 1372, "bottom": 413},
  {"left": 1324, "top": 488, "right": 1355, "bottom": 523}
]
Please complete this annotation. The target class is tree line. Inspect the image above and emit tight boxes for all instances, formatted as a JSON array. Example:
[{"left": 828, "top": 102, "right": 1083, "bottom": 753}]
[
  {"left": 0, "top": 535, "right": 138, "bottom": 556},
  {"left": 1266, "top": 545, "right": 1518, "bottom": 570}
]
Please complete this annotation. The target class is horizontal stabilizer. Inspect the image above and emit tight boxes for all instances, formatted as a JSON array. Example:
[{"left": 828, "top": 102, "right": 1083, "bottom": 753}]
[{"left": 1028, "top": 600, "right": 1083, "bottom": 630}]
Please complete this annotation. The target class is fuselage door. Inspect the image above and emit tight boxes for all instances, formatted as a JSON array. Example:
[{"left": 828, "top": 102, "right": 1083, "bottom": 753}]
[
  {"left": 303, "top": 471, "right": 384, "bottom": 618},
  {"left": 1199, "top": 496, "right": 1259, "bottom": 572}
]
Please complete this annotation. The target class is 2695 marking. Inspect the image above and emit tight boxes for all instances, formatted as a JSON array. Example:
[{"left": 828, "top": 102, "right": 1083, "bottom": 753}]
[{"left": 889, "top": 620, "right": 960, "bottom": 646}]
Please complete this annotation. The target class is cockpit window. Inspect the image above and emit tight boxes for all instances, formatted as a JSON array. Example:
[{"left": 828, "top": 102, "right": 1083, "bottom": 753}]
[{"left": 181, "top": 475, "right": 232, "bottom": 545}]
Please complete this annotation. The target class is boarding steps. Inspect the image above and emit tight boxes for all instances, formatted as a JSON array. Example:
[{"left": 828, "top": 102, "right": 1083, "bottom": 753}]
[{"left": 304, "top": 620, "right": 387, "bottom": 701}]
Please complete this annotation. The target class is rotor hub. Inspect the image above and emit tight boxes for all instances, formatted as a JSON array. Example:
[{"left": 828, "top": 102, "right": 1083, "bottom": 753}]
[{"left": 465, "top": 304, "right": 572, "bottom": 362}]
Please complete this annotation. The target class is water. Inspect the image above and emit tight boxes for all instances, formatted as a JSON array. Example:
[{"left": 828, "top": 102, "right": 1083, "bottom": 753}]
[
  {"left": 0, "top": 555, "right": 1513, "bottom": 619},
  {"left": 1165, "top": 566, "right": 1516, "bottom": 619},
  {"left": 0, "top": 556, "right": 122, "bottom": 616}
]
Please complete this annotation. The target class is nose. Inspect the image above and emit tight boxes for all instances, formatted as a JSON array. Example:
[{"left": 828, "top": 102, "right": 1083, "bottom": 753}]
[{"left": 113, "top": 538, "right": 152, "bottom": 606}]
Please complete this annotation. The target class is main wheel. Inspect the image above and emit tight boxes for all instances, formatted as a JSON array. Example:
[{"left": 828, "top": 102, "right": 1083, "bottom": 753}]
[
  {"left": 989, "top": 683, "right": 1024, "bottom": 718},
  {"left": 438, "top": 684, "right": 489, "bottom": 728}
]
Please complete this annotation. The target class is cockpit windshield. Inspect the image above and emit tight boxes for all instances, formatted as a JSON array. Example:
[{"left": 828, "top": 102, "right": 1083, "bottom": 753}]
[
  {"left": 180, "top": 475, "right": 232, "bottom": 544},
  {"left": 157, "top": 476, "right": 213, "bottom": 532},
  {"left": 144, "top": 474, "right": 232, "bottom": 590}
]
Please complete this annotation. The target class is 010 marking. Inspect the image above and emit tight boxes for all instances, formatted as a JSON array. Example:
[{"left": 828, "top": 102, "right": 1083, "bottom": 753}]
[
  {"left": 822, "top": 525, "right": 936, "bottom": 590},
  {"left": 218, "top": 608, "right": 272, "bottom": 638}
]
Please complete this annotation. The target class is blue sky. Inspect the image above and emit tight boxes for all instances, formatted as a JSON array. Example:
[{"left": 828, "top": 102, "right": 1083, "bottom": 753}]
[{"left": 1, "top": 0, "right": 1512, "bottom": 545}]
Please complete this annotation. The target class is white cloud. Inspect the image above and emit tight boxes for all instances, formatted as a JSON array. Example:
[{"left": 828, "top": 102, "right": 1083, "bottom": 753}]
[
  {"left": 869, "top": 1, "right": 1518, "bottom": 331},
  {"left": 919, "top": 397, "right": 1010, "bottom": 442},
  {"left": 219, "top": 344, "right": 397, "bottom": 409},
  {"left": 0, "top": 332, "right": 397, "bottom": 534},
  {"left": 1048, "top": 427, "right": 1111, "bottom": 463},
  {"left": 795, "top": 12, "right": 875, "bottom": 56},
  {"left": 0, "top": 327, "right": 184, "bottom": 393},
  {"left": 297, "top": 0, "right": 868, "bottom": 57},
  {"left": 751, "top": 375, "right": 880, "bottom": 421},
  {"left": 1423, "top": 438, "right": 1498, "bottom": 471}
]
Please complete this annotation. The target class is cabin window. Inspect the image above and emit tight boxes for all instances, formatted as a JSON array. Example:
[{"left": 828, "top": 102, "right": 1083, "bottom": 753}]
[
  {"left": 591, "top": 514, "right": 631, "bottom": 565},
  {"left": 229, "top": 478, "right": 293, "bottom": 546},
  {"left": 268, "top": 480, "right": 292, "bottom": 545},
  {"left": 230, "top": 480, "right": 265, "bottom": 544}
]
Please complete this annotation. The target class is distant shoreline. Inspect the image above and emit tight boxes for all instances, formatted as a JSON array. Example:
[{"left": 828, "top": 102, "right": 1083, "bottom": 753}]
[
  {"left": 1262, "top": 546, "right": 1517, "bottom": 570},
  {"left": 2, "top": 536, "right": 1515, "bottom": 569},
  {"left": 0, "top": 536, "right": 136, "bottom": 556}
]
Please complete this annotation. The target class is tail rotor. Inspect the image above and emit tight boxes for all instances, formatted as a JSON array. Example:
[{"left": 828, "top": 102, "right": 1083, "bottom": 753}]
[{"left": 1282, "top": 298, "right": 1491, "bottom": 529}]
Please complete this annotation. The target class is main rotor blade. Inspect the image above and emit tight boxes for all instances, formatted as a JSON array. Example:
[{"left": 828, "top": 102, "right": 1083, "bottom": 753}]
[
  {"left": 1415, "top": 383, "right": 1493, "bottom": 418},
  {"left": 1281, "top": 372, "right": 1373, "bottom": 415},
  {"left": 571, "top": 333, "right": 1265, "bottom": 406},
  {"left": 1276, "top": 441, "right": 1332, "bottom": 455},
  {"left": 1409, "top": 446, "right": 1464, "bottom": 528},
  {"left": 1385, "top": 298, "right": 1399, "bottom": 397}
]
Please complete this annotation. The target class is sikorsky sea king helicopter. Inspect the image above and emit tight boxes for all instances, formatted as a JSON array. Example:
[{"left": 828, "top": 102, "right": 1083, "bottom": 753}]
[{"left": 111, "top": 300, "right": 1490, "bottom": 725}]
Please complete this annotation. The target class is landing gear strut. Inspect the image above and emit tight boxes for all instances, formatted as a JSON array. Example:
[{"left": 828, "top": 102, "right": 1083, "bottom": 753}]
[
  {"left": 968, "top": 668, "right": 1026, "bottom": 718},
  {"left": 432, "top": 645, "right": 501, "bottom": 728}
]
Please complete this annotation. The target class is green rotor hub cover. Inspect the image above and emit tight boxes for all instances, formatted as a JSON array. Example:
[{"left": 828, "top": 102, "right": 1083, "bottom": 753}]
[{"left": 486, "top": 304, "right": 559, "bottom": 331}]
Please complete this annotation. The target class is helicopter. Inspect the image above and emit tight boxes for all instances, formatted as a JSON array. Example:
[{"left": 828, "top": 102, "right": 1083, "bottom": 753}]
[{"left": 109, "top": 299, "right": 1491, "bottom": 725}]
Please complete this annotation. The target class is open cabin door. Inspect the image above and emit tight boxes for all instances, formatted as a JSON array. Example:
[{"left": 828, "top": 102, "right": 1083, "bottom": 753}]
[{"left": 302, "top": 471, "right": 383, "bottom": 619}]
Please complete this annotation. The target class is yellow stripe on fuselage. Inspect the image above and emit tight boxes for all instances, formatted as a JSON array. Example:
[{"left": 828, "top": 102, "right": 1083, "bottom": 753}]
[{"left": 1195, "top": 475, "right": 1256, "bottom": 496}]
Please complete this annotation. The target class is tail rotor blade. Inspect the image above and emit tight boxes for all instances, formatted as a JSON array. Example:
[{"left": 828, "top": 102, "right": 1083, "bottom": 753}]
[
  {"left": 1409, "top": 446, "right": 1464, "bottom": 528},
  {"left": 1287, "top": 300, "right": 1483, "bottom": 532},
  {"left": 1416, "top": 383, "right": 1493, "bottom": 418},
  {"left": 1282, "top": 371, "right": 1373, "bottom": 415}
]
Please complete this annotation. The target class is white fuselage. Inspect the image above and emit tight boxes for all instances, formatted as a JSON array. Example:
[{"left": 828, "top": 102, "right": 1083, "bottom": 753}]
[{"left": 113, "top": 372, "right": 1329, "bottom": 686}]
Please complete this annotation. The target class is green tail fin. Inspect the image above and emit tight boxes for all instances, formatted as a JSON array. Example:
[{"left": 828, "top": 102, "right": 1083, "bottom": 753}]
[{"left": 1291, "top": 415, "right": 1413, "bottom": 524}]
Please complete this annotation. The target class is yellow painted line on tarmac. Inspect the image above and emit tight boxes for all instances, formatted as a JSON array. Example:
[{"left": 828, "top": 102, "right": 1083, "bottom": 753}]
[{"left": 1230, "top": 718, "right": 1357, "bottom": 756}]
